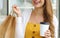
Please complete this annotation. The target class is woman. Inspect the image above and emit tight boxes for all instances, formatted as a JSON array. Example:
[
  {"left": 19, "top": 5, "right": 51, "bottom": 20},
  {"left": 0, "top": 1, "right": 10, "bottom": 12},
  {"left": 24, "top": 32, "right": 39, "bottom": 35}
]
[
  {"left": 12, "top": 0, "right": 58, "bottom": 38},
  {"left": 0, "top": 0, "right": 58, "bottom": 38}
]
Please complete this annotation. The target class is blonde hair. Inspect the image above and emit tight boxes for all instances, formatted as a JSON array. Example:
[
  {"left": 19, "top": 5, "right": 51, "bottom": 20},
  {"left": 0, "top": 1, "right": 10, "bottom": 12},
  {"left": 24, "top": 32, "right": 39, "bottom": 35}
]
[{"left": 43, "top": 0, "right": 55, "bottom": 38}]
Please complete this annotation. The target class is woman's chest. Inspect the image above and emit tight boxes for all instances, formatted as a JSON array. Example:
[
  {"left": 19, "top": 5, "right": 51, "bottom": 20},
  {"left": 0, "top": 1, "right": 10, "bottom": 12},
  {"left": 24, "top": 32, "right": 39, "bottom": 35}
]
[
  {"left": 28, "top": 15, "right": 44, "bottom": 24},
  {"left": 25, "top": 23, "right": 42, "bottom": 38}
]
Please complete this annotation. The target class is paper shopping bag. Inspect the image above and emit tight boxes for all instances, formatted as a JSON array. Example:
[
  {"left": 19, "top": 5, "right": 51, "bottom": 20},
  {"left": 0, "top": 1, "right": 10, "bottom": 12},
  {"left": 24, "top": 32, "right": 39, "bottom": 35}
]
[{"left": 0, "top": 11, "right": 16, "bottom": 38}]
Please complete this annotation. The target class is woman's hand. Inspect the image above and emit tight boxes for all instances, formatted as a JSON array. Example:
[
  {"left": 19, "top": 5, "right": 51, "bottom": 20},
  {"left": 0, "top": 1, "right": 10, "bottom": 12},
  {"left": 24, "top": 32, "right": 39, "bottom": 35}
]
[
  {"left": 12, "top": 5, "right": 21, "bottom": 17},
  {"left": 45, "top": 30, "right": 51, "bottom": 38}
]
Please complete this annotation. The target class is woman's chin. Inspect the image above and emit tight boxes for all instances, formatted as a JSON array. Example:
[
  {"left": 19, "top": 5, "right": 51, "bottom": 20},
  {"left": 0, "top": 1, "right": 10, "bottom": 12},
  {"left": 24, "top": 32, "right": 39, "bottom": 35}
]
[
  {"left": 34, "top": 6, "right": 41, "bottom": 9},
  {"left": 34, "top": 5, "right": 42, "bottom": 8}
]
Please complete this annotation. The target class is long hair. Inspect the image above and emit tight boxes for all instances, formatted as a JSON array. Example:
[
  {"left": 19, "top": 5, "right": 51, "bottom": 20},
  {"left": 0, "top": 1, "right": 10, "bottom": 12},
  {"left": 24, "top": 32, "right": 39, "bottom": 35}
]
[{"left": 43, "top": 0, "right": 55, "bottom": 38}]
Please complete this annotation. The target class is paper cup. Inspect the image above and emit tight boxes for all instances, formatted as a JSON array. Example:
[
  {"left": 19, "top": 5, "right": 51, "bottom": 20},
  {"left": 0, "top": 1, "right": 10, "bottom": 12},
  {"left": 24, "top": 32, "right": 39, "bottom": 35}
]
[{"left": 40, "top": 22, "right": 49, "bottom": 36}]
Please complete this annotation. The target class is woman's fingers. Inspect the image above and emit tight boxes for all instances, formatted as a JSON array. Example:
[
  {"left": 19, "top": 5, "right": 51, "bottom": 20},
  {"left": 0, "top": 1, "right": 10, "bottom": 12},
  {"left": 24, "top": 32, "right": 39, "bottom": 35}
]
[
  {"left": 12, "top": 5, "right": 17, "bottom": 11},
  {"left": 12, "top": 5, "right": 19, "bottom": 12},
  {"left": 12, "top": 5, "right": 21, "bottom": 17},
  {"left": 45, "top": 30, "right": 51, "bottom": 38}
]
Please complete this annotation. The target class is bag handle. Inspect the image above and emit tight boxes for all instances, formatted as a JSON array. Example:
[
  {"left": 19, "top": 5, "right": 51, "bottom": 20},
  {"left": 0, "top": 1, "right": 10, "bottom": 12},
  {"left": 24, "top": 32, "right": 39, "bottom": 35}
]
[{"left": 9, "top": 10, "right": 17, "bottom": 17}]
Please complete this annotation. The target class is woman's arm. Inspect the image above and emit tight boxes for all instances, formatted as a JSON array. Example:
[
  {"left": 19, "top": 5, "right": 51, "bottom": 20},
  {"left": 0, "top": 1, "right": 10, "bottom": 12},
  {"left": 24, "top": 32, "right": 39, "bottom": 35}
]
[
  {"left": 53, "top": 15, "right": 59, "bottom": 38},
  {"left": 15, "top": 17, "right": 24, "bottom": 38},
  {"left": 12, "top": 5, "right": 24, "bottom": 38}
]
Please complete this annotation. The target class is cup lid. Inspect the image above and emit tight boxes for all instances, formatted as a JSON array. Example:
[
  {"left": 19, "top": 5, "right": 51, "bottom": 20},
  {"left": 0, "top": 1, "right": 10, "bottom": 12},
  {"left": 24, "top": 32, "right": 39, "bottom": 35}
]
[{"left": 40, "top": 22, "right": 49, "bottom": 25}]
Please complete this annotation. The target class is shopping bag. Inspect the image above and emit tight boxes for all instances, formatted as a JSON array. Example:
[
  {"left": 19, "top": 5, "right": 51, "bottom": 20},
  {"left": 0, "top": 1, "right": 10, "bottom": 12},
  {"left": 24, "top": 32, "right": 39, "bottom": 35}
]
[{"left": 0, "top": 11, "right": 16, "bottom": 38}]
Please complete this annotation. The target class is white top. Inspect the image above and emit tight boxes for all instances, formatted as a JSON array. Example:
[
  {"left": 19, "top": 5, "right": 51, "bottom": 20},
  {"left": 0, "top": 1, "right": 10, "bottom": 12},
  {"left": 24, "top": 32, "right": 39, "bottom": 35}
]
[{"left": 15, "top": 9, "right": 59, "bottom": 38}]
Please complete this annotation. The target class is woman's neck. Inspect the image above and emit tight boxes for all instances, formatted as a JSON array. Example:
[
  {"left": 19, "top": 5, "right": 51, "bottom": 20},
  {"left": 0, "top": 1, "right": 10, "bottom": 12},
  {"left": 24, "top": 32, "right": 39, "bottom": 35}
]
[{"left": 32, "top": 7, "right": 44, "bottom": 16}]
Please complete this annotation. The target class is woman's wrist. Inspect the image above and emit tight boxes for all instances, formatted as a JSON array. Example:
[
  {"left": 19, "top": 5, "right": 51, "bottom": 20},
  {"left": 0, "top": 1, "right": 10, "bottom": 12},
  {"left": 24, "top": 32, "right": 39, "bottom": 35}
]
[{"left": 17, "top": 13, "right": 21, "bottom": 17}]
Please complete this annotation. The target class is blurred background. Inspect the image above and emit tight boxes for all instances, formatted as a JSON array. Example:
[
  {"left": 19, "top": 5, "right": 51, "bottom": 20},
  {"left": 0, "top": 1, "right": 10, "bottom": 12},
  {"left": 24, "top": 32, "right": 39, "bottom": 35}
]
[{"left": 0, "top": 0, "right": 59, "bottom": 38}]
